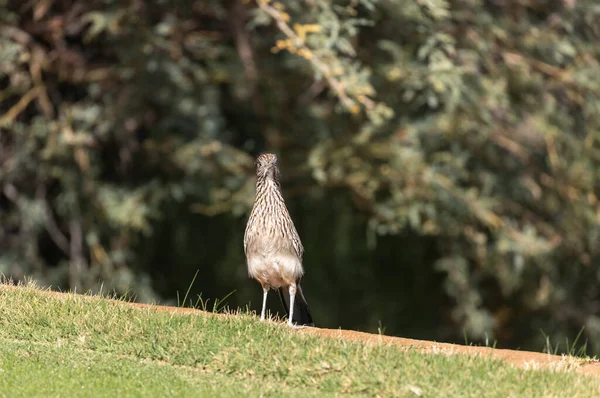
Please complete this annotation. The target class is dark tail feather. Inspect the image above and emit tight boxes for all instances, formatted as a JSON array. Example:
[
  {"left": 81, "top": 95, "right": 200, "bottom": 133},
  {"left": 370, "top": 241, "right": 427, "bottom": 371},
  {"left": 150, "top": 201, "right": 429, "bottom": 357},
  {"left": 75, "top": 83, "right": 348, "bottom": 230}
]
[{"left": 278, "top": 284, "right": 314, "bottom": 326}]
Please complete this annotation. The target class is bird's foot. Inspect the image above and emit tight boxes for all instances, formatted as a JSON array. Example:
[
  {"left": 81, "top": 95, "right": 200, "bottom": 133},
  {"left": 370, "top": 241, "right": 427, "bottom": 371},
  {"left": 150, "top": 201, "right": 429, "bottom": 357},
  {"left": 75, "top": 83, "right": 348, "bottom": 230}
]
[{"left": 287, "top": 323, "right": 308, "bottom": 329}]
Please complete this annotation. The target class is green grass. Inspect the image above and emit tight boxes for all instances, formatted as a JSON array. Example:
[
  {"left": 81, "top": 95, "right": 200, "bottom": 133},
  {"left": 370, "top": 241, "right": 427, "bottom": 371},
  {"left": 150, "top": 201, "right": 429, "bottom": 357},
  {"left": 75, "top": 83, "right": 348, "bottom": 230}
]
[
  {"left": 540, "top": 327, "right": 592, "bottom": 359},
  {"left": 1, "top": 283, "right": 599, "bottom": 397}
]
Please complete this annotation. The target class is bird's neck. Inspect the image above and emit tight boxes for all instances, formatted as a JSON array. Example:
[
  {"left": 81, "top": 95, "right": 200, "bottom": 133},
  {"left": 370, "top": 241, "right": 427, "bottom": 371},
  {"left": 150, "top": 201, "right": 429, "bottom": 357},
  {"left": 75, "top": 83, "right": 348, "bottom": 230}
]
[{"left": 256, "top": 177, "right": 284, "bottom": 201}]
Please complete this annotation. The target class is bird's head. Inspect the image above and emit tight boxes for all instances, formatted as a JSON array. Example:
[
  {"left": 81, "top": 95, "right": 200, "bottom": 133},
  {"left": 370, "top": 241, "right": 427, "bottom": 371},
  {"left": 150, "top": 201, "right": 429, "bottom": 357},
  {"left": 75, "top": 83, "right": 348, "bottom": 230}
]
[{"left": 256, "top": 153, "right": 280, "bottom": 182}]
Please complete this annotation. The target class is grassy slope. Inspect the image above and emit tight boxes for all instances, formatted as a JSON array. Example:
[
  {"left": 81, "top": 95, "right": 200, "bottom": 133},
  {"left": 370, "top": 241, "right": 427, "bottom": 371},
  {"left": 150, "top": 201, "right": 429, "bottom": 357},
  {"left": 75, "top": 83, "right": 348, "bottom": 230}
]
[{"left": 0, "top": 284, "right": 599, "bottom": 397}]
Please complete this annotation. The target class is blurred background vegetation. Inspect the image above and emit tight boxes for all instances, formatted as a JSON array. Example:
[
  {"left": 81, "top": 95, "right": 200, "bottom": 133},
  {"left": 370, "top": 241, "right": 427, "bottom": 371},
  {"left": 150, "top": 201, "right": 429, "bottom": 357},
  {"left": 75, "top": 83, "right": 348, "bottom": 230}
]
[{"left": 1, "top": 0, "right": 600, "bottom": 354}]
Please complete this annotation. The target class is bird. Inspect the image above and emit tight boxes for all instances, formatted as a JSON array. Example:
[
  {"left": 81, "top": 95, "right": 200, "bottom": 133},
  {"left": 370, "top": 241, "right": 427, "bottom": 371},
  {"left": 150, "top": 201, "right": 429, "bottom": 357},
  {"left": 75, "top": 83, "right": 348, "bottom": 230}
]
[{"left": 243, "top": 153, "right": 314, "bottom": 327}]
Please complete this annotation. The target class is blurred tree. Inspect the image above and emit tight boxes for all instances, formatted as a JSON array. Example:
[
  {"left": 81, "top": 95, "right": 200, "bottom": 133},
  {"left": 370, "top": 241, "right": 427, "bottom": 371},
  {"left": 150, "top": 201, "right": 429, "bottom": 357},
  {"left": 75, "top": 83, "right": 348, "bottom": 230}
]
[{"left": 1, "top": 0, "right": 600, "bottom": 354}]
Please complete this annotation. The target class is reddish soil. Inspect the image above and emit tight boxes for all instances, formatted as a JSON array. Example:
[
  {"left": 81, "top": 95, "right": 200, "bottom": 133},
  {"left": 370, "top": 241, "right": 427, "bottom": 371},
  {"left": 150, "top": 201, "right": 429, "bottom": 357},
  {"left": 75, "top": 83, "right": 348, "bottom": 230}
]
[{"left": 7, "top": 286, "right": 600, "bottom": 377}]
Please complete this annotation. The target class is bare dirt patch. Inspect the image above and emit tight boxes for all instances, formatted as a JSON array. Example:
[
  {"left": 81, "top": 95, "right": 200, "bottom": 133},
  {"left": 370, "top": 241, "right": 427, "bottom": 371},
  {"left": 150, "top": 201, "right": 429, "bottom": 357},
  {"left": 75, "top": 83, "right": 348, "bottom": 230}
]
[
  {"left": 7, "top": 285, "right": 600, "bottom": 377},
  {"left": 299, "top": 327, "right": 600, "bottom": 376}
]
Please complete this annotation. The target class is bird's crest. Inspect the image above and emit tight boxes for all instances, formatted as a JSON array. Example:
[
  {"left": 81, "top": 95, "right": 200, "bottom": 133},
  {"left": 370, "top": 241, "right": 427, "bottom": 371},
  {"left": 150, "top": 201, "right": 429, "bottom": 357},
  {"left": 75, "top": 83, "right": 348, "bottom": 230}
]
[{"left": 256, "top": 153, "right": 278, "bottom": 168}]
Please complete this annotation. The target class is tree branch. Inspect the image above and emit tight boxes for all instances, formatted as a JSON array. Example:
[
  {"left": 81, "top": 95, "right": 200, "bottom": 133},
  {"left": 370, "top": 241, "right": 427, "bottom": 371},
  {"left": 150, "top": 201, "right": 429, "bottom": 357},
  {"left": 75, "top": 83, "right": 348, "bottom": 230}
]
[
  {"left": 36, "top": 185, "right": 70, "bottom": 255},
  {"left": 256, "top": 0, "right": 375, "bottom": 113}
]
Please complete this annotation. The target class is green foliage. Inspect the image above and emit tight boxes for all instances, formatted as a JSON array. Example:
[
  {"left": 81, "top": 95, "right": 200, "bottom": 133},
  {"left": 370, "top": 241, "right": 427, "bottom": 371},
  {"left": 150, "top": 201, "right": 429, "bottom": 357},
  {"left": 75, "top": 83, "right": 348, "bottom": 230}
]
[{"left": 1, "top": 0, "right": 600, "bottom": 354}]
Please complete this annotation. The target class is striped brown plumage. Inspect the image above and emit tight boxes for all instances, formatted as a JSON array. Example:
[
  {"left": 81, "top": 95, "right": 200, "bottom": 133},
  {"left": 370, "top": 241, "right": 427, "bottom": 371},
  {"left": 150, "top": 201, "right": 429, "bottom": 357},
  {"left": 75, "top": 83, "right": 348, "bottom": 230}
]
[{"left": 243, "top": 153, "right": 314, "bottom": 327}]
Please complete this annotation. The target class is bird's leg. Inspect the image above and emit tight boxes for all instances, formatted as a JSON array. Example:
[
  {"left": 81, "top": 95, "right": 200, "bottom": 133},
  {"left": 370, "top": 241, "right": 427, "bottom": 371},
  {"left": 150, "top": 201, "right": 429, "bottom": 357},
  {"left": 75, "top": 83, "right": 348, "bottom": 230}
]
[
  {"left": 287, "top": 283, "right": 296, "bottom": 327},
  {"left": 260, "top": 285, "right": 268, "bottom": 321}
]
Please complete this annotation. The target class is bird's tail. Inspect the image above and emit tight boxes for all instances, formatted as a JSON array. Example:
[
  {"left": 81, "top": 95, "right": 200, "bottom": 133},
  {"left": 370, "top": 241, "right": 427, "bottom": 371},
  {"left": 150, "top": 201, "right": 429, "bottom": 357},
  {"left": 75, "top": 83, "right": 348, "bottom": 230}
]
[{"left": 278, "top": 284, "right": 314, "bottom": 326}]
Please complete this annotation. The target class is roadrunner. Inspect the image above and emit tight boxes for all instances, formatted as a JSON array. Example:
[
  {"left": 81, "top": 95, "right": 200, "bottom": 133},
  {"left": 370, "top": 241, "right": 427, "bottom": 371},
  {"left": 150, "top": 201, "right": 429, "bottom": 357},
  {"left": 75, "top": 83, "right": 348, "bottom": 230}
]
[{"left": 244, "top": 153, "right": 314, "bottom": 327}]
